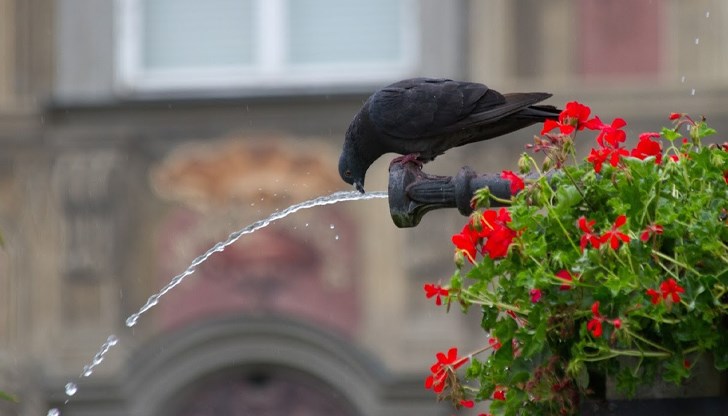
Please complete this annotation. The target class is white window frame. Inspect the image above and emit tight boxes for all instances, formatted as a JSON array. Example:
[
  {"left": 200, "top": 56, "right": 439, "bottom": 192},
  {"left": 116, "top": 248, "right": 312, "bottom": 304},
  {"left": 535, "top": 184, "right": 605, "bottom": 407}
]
[{"left": 114, "top": 0, "right": 420, "bottom": 94}]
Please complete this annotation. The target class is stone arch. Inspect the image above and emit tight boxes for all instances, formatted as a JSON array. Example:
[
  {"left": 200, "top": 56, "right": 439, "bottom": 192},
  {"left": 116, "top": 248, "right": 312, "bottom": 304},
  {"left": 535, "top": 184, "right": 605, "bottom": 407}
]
[{"left": 125, "top": 316, "right": 388, "bottom": 416}]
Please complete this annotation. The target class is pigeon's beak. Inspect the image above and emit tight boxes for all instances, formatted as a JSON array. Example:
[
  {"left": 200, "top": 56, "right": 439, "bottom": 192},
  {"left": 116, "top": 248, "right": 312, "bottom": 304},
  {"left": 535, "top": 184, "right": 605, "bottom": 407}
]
[{"left": 354, "top": 181, "right": 365, "bottom": 194}]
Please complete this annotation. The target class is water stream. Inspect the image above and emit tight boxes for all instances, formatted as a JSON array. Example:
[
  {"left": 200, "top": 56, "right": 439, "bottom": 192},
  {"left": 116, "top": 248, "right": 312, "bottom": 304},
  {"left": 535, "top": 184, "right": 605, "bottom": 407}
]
[{"left": 48, "top": 190, "right": 388, "bottom": 416}]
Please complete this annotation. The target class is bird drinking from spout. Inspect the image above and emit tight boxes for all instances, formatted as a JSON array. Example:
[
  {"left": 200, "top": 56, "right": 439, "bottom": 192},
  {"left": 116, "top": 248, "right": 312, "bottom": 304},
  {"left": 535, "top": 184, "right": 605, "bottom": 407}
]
[{"left": 338, "top": 77, "right": 561, "bottom": 193}]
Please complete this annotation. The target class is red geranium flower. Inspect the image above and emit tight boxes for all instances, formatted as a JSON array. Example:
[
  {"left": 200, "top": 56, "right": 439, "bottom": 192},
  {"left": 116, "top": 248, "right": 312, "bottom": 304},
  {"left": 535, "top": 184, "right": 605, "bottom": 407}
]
[
  {"left": 501, "top": 170, "right": 525, "bottom": 194},
  {"left": 600, "top": 214, "right": 630, "bottom": 250},
  {"left": 488, "top": 337, "right": 502, "bottom": 350},
  {"left": 460, "top": 400, "right": 475, "bottom": 408},
  {"left": 631, "top": 132, "right": 663, "bottom": 164},
  {"left": 555, "top": 269, "right": 574, "bottom": 290},
  {"left": 425, "top": 347, "right": 468, "bottom": 393},
  {"left": 669, "top": 112, "right": 682, "bottom": 120},
  {"left": 660, "top": 278, "right": 685, "bottom": 303},
  {"left": 530, "top": 289, "right": 542, "bottom": 303},
  {"left": 578, "top": 216, "right": 602, "bottom": 251},
  {"left": 587, "top": 146, "right": 628, "bottom": 173},
  {"left": 493, "top": 388, "right": 506, "bottom": 401},
  {"left": 593, "top": 117, "right": 628, "bottom": 147},
  {"left": 541, "top": 101, "right": 599, "bottom": 134},
  {"left": 640, "top": 223, "right": 664, "bottom": 242},
  {"left": 587, "top": 147, "right": 610, "bottom": 173},
  {"left": 587, "top": 301, "right": 603, "bottom": 337},
  {"left": 452, "top": 223, "right": 479, "bottom": 263},
  {"left": 424, "top": 283, "right": 449, "bottom": 306},
  {"left": 646, "top": 288, "right": 661, "bottom": 305}
]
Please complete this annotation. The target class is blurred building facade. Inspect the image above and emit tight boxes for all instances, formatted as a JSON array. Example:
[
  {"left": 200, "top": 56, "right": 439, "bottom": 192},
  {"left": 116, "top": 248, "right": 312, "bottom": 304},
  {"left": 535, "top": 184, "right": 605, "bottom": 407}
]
[{"left": 1, "top": 1, "right": 728, "bottom": 415}]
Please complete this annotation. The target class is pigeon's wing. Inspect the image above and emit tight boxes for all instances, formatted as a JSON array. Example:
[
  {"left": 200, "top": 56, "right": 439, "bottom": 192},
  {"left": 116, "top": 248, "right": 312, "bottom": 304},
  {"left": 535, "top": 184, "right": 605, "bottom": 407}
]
[
  {"left": 441, "top": 92, "right": 554, "bottom": 133},
  {"left": 367, "top": 78, "right": 495, "bottom": 139}
]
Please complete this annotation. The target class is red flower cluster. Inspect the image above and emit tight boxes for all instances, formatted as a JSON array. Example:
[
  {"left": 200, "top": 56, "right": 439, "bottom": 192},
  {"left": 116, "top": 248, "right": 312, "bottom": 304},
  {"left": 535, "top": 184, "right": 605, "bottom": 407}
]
[
  {"left": 425, "top": 347, "right": 468, "bottom": 393},
  {"left": 577, "top": 215, "right": 631, "bottom": 252},
  {"left": 424, "top": 283, "right": 449, "bottom": 306},
  {"left": 587, "top": 301, "right": 622, "bottom": 338},
  {"left": 586, "top": 125, "right": 628, "bottom": 174},
  {"left": 451, "top": 208, "right": 516, "bottom": 262},
  {"left": 545, "top": 101, "right": 665, "bottom": 174},
  {"left": 646, "top": 278, "right": 685, "bottom": 305}
]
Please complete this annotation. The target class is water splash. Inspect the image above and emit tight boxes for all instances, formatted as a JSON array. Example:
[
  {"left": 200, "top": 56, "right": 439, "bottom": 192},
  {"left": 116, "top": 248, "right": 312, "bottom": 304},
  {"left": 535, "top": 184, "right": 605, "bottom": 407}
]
[
  {"left": 47, "top": 409, "right": 60, "bottom": 416},
  {"left": 126, "top": 190, "right": 386, "bottom": 327}
]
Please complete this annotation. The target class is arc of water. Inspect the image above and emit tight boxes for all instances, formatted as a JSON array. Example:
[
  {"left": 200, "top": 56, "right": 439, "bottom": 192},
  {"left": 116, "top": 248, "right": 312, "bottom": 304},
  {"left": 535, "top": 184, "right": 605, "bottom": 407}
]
[
  {"left": 51, "top": 190, "right": 387, "bottom": 416},
  {"left": 125, "top": 190, "right": 387, "bottom": 327}
]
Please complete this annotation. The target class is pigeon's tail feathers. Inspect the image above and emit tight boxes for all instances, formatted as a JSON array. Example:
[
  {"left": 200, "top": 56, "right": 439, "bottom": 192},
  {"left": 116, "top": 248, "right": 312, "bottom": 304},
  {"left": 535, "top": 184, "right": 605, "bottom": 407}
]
[{"left": 514, "top": 104, "right": 561, "bottom": 121}]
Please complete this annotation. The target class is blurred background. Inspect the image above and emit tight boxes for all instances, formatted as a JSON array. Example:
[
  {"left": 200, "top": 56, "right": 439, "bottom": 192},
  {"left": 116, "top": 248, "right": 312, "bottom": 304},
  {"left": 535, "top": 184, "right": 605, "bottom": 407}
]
[{"left": 1, "top": 0, "right": 727, "bottom": 415}]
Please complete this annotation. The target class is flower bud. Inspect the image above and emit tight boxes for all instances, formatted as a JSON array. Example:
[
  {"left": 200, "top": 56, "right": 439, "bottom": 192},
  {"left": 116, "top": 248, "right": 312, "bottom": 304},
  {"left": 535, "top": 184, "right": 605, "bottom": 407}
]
[
  {"left": 518, "top": 153, "right": 533, "bottom": 174},
  {"left": 454, "top": 250, "right": 464, "bottom": 268},
  {"left": 542, "top": 157, "right": 553, "bottom": 171},
  {"left": 471, "top": 187, "right": 492, "bottom": 209}
]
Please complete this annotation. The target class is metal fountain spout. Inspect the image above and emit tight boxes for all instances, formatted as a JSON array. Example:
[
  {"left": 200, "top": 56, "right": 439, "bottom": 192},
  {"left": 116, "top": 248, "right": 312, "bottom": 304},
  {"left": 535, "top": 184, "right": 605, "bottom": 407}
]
[{"left": 387, "top": 162, "right": 515, "bottom": 228}]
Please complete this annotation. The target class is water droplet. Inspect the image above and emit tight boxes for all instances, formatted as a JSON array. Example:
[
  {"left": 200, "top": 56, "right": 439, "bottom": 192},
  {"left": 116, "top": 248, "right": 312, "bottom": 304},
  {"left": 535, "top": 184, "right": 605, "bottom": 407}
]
[
  {"left": 260, "top": 198, "right": 264, "bottom": 201},
  {"left": 305, "top": 223, "right": 309, "bottom": 227},
  {"left": 47, "top": 409, "right": 60, "bottom": 416},
  {"left": 65, "top": 382, "right": 77, "bottom": 396},
  {"left": 681, "top": 75, "right": 686, "bottom": 83},
  {"left": 706, "top": 11, "right": 710, "bottom": 18},
  {"left": 329, "top": 224, "right": 335, "bottom": 229},
  {"left": 82, "top": 365, "right": 93, "bottom": 377},
  {"left": 107, "top": 335, "right": 118, "bottom": 346},
  {"left": 250, "top": 203, "right": 254, "bottom": 207},
  {"left": 335, "top": 235, "right": 340, "bottom": 240},
  {"left": 126, "top": 315, "right": 138, "bottom": 327},
  {"left": 695, "top": 38, "right": 700, "bottom": 45},
  {"left": 691, "top": 88, "right": 696, "bottom": 96}
]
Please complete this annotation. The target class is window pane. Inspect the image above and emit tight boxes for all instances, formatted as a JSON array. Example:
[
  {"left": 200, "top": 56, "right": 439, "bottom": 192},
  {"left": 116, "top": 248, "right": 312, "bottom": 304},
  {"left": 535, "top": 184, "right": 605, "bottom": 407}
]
[
  {"left": 141, "top": 0, "right": 256, "bottom": 70},
  {"left": 288, "top": 0, "right": 403, "bottom": 65}
]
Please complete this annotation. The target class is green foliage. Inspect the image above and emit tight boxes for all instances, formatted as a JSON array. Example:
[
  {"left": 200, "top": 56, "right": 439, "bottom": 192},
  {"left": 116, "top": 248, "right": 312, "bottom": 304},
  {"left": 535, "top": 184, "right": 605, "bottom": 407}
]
[{"left": 432, "top": 110, "right": 728, "bottom": 415}]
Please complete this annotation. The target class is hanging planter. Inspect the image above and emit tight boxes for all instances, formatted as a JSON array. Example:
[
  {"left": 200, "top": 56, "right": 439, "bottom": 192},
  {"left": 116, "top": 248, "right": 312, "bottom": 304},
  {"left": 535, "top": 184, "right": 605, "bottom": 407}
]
[{"left": 423, "top": 103, "right": 728, "bottom": 415}]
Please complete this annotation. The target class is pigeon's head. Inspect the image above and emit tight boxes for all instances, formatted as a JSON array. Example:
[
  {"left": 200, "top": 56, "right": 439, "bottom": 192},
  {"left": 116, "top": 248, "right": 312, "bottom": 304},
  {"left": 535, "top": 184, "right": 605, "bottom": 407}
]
[{"left": 339, "top": 149, "right": 366, "bottom": 193}]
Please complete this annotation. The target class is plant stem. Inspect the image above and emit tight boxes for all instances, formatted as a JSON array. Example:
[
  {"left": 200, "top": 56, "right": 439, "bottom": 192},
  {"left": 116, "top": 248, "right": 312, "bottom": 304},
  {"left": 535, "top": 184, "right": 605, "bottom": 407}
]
[{"left": 652, "top": 250, "right": 699, "bottom": 275}]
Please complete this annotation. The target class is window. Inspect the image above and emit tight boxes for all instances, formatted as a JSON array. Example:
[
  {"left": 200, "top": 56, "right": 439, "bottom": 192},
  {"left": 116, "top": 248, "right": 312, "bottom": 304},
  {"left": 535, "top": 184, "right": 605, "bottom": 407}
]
[{"left": 116, "top": 0, "right": 419, "bottom": 93}]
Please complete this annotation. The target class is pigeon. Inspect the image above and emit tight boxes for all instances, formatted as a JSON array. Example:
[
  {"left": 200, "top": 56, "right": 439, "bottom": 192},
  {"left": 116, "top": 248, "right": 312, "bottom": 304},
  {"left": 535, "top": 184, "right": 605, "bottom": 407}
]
[{"left": 338, "top": 77, "right": 561, "bottom": 193}]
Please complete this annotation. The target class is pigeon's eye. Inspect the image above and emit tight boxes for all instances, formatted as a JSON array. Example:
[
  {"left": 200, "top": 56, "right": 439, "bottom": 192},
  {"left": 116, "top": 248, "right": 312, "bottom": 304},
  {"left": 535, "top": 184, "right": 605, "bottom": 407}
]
[{"left": 344, "top": 170, "right": 352, "bottom": 177}]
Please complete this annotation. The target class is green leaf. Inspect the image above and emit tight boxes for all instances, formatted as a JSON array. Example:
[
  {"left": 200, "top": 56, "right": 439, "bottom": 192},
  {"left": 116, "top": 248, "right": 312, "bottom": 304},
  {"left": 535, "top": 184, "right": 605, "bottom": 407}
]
[
  {"left": 697, "top": 122, "right": 717, "bottom": 139},
  {"left": 661, "top": 127, "right": 681, "bottom": 142}
]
